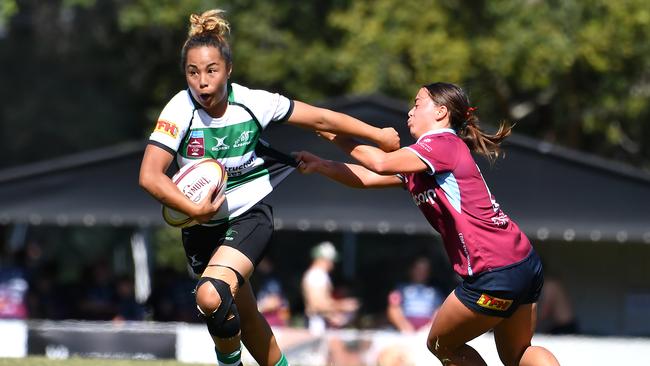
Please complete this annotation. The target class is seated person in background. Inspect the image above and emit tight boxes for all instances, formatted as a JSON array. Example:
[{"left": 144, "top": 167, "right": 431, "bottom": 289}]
[
  {"left": 386, "top": 256, "right": 445, "bottom": 333},
  {"left": 537, "top": 276, "right": 579, "bottom": 334},
  {"left": 255, "top": 257, "right": 290, "bottom": 327},
  {"left": 301, "top": 241, "right": 359, "bottom": 335},
  {"left": 78, "top": 260, "right": 117, "bottom": 320}
]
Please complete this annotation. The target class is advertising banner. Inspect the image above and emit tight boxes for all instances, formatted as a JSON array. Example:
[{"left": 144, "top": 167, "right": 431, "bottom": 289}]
[{"left": 27, "top": 321, "right": 176, "bottom": 360}]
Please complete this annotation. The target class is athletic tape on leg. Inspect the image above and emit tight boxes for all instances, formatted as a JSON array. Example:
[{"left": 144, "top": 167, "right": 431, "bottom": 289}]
[{"left": 196, "top": 277, "right": 241, "bottom": 338}]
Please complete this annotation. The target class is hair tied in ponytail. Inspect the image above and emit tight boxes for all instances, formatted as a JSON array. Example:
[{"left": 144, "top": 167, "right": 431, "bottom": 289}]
[
  {"left": 465, "top": 106, "right": 478, "bottom": 120},
  {"left": 459, "top": 106, "right": 477, "bottom": 130}
]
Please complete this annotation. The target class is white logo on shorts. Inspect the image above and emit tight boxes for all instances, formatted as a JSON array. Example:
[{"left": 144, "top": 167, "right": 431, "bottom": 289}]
[{"left": 189, "top": 254, "right": 203, "bottom": 268}]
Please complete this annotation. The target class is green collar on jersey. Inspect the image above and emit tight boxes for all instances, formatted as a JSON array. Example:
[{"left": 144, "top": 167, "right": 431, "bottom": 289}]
[{"left": 186, "top": 82, "right": 236, "bottom": 109}]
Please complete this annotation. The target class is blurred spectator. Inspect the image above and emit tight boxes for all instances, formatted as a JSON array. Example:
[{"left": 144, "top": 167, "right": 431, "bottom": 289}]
[
  {"left": 254, "top": 257, "right": 290, "bottom": 327},
  {"left": 26, "top": 261, "right": 71, "bottom": 320},
  {"left": 301, "top": 241, "right": 359, "bottom": 334},
  {"left": 537, "top": 276, "right": 579, "bottom": 334},
  {"left": 302, "top": 241, "right": 362, "bottom": 366},
  {"left": 148, "top": 266, "right": 199, "bottom": 322},
  {"left": 386, "top": 256, "right": 445, "bottom": 333},
  {"left": 0, "top": 248, "right": 29, "bottom": 319},
  {"left": 113, "top": 275, "right": 147, "bottom": 321},
  {"left": 78, "top": 260, "right": 117, "bottom": 320}
]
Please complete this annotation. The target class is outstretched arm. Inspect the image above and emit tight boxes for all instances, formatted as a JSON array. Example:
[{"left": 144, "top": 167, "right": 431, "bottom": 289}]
[
  {"left": 319, "top": 132, "right": 428, "bottom": 175},
  {"left": 287, "top": 101, "right": 400, "bottom": 152},
  {"left": 293, "top": 151, "right": 402, "bottom": 188}
]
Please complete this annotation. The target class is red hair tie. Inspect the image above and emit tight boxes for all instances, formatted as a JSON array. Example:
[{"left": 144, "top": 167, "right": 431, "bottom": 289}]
[{"left": 466, "top": 106, "right": 478, "bottom": 118}]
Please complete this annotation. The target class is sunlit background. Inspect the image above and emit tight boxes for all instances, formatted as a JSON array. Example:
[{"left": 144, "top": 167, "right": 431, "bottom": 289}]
[{"left": 0, "top": 0, "right": 649, "bottom": 365}]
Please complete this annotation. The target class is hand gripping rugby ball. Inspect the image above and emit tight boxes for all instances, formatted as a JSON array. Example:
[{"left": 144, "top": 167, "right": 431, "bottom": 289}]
[{"left": 162, "top": 158, "right": 228, "bottom": 228}]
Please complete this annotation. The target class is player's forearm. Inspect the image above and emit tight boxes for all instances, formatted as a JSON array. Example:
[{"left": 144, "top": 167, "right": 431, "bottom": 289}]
[
  {"left": 291, "top": 102, "right": 382, "bottom": 143},
  {"left": 315, "top": 159, "right": 371, "bottom": 188},
  {"left": 332, "top": 136, "right": 391, "bottom": 174},
  {"left": 139, "top": 171, "right": 200, "bottom": 217},
  {"left": 290, "top": 102, "right": 398, "bottom": 151},
  {"left": 139, "top": 145, "right": 203, "bottom": 217},
  {"left": 321, "top": 110, "right": 384, "bottom": 144}
]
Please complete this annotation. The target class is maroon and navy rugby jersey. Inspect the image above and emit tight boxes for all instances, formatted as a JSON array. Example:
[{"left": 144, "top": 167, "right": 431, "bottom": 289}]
[{"left": 402, "top": 128, "right": 531, "bottom": 277}]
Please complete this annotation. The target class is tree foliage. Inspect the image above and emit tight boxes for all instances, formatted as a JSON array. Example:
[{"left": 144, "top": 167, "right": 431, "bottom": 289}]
[
  {"left": 0, "top": 0, "right": 648, "bottom": 169},
  {"left": 329, "top": 0, "right": 650, "bottom": 166}
]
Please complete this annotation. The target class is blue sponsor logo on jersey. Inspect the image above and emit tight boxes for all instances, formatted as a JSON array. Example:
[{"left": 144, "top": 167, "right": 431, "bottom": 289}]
[{"left": 190, "top": 130, "right": 204, "bottom": 138}]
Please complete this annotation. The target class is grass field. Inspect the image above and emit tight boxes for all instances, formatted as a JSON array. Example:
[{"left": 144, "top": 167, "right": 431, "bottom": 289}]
[{"left": 0, "top": 358, "right": 210, "bottom": 366}]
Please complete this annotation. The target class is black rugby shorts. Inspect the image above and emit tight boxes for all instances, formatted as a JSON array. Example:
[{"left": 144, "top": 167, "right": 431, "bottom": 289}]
[{"left": 181, "top": 202, "right": 274, "bottom": 275}]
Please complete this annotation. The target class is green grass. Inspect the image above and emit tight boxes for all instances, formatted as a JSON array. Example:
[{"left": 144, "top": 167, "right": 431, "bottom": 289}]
[{"left": 0, "top": 358, "right": 210, "bottom": 366}]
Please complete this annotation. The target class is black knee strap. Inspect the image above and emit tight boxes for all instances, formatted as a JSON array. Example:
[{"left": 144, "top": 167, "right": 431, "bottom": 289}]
[
  {"left": 196, "top": 277, "right": 241, "bottom": 338},
  {"left": 196, "top": 277, "right": 233, "bottom": 325},
  {"left": 216, "top": 302, "right": 240, "bottom": 338},
  {"left": 206, "top": 264, "right": 245, "bottom": 286}
]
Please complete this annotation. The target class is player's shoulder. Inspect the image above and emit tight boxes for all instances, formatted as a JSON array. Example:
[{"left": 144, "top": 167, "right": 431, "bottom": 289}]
[
  {"left": 411, "top": 129, "right": 461, "bottom": 150},
  {"left": 163, "top": 90, "right": 196, "bottom": 112},
  {"left": 167, "top": 89, "right": 193, "bottom": 104},
  {"left": 230, "top": 82, "right": 282, "bottom": 104},
  {"left": 419, "top": 129, "right": 460, "bottom": 143},
  {"left": 423, "top": 130, "right": 466, "bottom": 151},
  {"left": 229, "top": 82, "right": 250, "bottom": 98},
  {"left": 229, "top": 82, "right": 265, "bottom": 101}
]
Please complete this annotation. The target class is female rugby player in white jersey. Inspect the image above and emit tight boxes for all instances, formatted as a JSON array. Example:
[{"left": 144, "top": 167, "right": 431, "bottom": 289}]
[
  {"left": 139, "top": 9, "right": 399, "bottom": 366},
  {"left": 295, "top": 82, "right": 560, "bottom": 366}
]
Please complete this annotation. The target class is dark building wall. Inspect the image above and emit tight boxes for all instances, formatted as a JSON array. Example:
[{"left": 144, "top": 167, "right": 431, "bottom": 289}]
[{"left": 535, "top": 240, "right": 650, "bottom": 336}]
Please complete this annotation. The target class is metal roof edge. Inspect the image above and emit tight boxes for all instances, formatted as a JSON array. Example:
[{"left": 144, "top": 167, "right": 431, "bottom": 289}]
[
  {"left": 0, "top": 140, "right": 146, "bottom": 184},
  {"left": 504, "top": 134, "right": 650, "bottom": 184}
]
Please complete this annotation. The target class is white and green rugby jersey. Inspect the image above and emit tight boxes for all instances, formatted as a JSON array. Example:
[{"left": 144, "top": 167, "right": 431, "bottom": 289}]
[{"left": 148, "top": 82, "right": 297, "bottom": 225}]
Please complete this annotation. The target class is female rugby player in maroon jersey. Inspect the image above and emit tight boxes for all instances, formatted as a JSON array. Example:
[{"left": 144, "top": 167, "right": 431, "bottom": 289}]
[{"left": 295, "top": 82, "right": 559, "bottom": 366}]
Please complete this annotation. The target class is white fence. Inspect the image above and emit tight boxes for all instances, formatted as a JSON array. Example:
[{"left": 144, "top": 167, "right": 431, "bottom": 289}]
[{"left": 2, "top": 320, "right": 650, "bottom": 365}]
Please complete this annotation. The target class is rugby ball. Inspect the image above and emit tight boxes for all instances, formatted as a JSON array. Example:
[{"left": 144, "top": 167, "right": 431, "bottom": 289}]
[{"left": 162, "top": 159, "right": 228, "bottom": 228}]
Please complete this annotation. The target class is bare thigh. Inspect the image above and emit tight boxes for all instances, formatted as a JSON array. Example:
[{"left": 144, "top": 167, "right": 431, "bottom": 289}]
[
  {"left": 196, "top": 246, "right": 254, "bottom": 310},
  {"left": 427, "top": 291, "right": 502, "bottom": 353},
  {"left": 493, "top": 303, "right": 536, "bottom": 365},
  {"left": 202, "top": 245, "right": 255, "bottom": 281}
]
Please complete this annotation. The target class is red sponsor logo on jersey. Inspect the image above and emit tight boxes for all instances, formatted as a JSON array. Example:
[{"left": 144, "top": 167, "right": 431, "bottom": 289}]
[
  {"left": 476, "top": 293, "right": 512, "bottom": 311},
  {"left": 187, "top": 138, "right": 205, "bottom": 157},
  {"left": 154, "top": 120, "right": 179, "bottom": 138}
]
